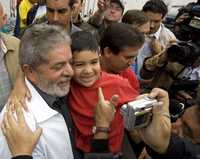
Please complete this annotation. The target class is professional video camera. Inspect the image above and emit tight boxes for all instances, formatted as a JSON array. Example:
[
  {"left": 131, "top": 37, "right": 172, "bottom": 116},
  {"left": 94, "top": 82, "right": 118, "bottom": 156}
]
[
  {"left": 166, "top": 41, "right": 200, "bottom": 67},
  {"left": 175, "top": 5, "right": 200, "bottom": 41}
]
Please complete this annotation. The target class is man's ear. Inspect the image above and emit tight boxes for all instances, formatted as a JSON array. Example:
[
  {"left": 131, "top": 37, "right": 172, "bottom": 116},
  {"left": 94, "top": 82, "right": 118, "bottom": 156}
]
[
  {"left": 103, "top": 47, "right": 113, "bottom": 58},
  {"left": 22, "top": 64, "right": 37, "bottom": 83}
]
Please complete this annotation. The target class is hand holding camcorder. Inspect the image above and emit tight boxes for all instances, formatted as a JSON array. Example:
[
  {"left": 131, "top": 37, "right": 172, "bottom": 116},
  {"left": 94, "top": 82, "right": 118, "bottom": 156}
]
[{"left": 120, "top": 97, "right": 158, "bottom": 130}]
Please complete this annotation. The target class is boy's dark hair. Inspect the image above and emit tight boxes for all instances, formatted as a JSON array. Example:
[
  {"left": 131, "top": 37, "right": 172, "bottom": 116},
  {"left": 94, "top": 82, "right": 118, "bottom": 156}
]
[
  {"left": 122, "top": 10, "right": 149, "bottom": 27},
  {"left": 71, "top": 31, "right": 99, "bottom": 53},
  {"left": 142, "top": 0, "right": 168, "bottom": 18},
  {"left": 100, "top": 23, "right": 145, "bottom": 55}
]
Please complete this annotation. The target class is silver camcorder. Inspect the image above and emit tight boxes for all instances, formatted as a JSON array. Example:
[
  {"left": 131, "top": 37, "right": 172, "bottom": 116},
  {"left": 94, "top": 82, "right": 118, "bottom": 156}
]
[{"left": 120, "top": 97, "right": 158, "bottom": 130}]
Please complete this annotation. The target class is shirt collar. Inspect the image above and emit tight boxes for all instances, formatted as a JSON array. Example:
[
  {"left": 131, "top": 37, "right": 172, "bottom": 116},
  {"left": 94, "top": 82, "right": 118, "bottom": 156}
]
[
  {"left": 0, "top": 38, "right": 8, "bottom": 54},
  {"left": 25, "top": 78, "right": 59, "bottom": 123},
  {"left": 31, "top": 81, "right": 57, "bottom": 107},
  {"left": 150, "top": 24, "right": 162, "bottom": 39}
]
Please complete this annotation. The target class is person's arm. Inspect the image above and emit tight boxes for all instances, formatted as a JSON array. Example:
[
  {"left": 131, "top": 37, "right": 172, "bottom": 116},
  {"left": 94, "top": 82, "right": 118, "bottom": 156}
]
[
  {"left": 146, "top": 135, "right": 200, "bottom": 159},
  {"left": 84, "top": 88, "right": 119, "bottom": 158},
  {"left": 9, "top": 71, "right": 30, "bottom": 111},
  {"left": 150, "top": 37, "right": 163, "bottom": 55},
  {"left": 140, "top": 51, "right": 167, "bottom": 80},
  {"left": 88, "top": 0, "right": 109, "bottom": 27},
  {"left": 12, "top": 156, "right": 33, "bottom": 159},
  {"left": 1, "top": 106, "right": 42, "bottom": 158},
  {"left": 139, "top": 88, "right": 171, "bottom": 154},
  {"left": 91, "top": 87, "right": 119, "bottom": 153}
]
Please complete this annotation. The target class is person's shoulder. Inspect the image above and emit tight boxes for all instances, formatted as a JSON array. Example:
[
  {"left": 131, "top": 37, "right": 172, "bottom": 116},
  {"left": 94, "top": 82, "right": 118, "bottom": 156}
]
[
  {"left": 120, "top": 68, "right": 137, "bottom": 78},
  {"left": 160, "top": 24, "right": 176, "bottom": 39},
  {"left": 101, "top": 71, "right": 131, "bottom": 86},
  {"left": 1, "top": 33, "right": 20, "bottom": 43},
  {"left": 71, "top": 24, "right": 82, "bottom": 34},
  {"left": 1, "top": 33, "right": 20, "bottom": 50}
]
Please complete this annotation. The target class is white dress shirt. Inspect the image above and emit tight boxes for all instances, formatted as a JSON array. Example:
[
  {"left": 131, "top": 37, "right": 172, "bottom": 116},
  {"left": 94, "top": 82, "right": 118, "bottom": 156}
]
[{"left": 0, "top": 79, "right": 74, "bottom": 159}]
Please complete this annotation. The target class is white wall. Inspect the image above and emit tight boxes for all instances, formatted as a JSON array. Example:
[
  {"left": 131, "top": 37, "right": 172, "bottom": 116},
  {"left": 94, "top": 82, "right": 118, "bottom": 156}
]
[
  {"left": 1, "top": 0, "right": 17, "bottom": 17},
  {"left": 83, "top": 0, "right": 197, "bottom": 17},
  {"left": 1, "top": 0, "right": 197, "bottom": 18}
]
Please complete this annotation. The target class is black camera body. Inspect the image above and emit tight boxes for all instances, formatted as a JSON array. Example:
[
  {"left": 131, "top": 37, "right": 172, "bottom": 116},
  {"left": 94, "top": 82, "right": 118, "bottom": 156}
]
[
  {"left": 166, "top": 41, "right": 200, "bottom": 67},
  {"left": 176, "top": 5, "right": 200, "bottom": 41}
]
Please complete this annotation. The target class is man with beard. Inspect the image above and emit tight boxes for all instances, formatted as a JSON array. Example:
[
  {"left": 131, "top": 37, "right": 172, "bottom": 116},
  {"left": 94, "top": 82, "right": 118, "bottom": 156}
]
[{"left": 0, "top": 24, "right": 75, "bottom": 159}]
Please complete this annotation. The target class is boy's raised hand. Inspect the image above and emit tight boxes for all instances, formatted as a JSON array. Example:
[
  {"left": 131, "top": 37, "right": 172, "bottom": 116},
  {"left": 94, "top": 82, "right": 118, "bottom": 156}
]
[{"left": 94, "top": 87, "right": 119, "bottom": 128}]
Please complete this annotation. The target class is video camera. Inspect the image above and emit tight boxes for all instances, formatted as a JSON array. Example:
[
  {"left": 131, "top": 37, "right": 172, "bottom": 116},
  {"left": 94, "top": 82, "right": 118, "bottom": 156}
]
[
  {"left": 166, "top": 41, "right": 200, "bottom": 67},
  {"left": 120, "top": 97, "right": 158, "bottom": 130},
  {"left": 176, "top": 5, "right": 200, "bottom": 41}
]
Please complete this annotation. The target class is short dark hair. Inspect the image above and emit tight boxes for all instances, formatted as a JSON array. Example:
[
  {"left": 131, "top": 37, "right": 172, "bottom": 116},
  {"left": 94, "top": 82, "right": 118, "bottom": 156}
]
[
  {"left": 46, "top": 0, "right": 75, "bottom": 9},
  {"left": 122, "top": 10, "right": 149, "bottom": 27},
  {"left": 100, "top": 23, "right": 145, "bottom": 55},
  {"left": 71, "top": 31, "right": 99, "bottom": 53},
  {"left": 142, "top": 0, "right": 168, "bottom": 18},
  {"left": 110, "top": 0, "right": 124, "bottom": 12}
]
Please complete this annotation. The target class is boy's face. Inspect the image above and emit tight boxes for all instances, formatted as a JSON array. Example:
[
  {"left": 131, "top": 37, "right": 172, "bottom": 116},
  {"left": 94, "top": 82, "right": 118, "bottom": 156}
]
[{"left": 72, "top": 50, "right": 101, "bottom": 87}]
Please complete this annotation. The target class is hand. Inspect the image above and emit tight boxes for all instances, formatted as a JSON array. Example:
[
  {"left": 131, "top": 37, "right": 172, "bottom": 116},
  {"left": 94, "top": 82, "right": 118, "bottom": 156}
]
[
  {"left": 97, "top": 0, "right": 109, "bottom": 12},
  {"left": 1, "top": 106, "right": 42, "bottom": 157},
  {"left": 139, "top": 88, "right": 171, "bottom": 154},
  {"left": 150, "top": 37, "right": 163, "bottom": 55},
  {"left": 138, "top": 147, "right": 151, "bottom": 159},
  {"left": 94, "top": 87, "right": 119, "bottom": 128},
  {"left": 8, "top": 75, "right": 31, "bottom": 111}
]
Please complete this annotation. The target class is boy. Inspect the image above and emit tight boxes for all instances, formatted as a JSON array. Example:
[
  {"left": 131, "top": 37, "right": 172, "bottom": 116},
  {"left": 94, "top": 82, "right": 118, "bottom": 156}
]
[{"left": 69, "top": 31, "right": 138, "bottom": 153}]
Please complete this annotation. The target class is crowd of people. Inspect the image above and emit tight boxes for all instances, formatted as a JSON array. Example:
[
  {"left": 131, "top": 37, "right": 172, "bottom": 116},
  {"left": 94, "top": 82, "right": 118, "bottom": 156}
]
[{"left": 0, "top": 0, "right": 199, "bottom": 159}]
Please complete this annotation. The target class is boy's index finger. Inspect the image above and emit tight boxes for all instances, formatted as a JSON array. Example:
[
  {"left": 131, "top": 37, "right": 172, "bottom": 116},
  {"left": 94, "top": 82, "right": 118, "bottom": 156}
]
[{"left": 98, "top": 87, "right": 105, "bottom": 103}]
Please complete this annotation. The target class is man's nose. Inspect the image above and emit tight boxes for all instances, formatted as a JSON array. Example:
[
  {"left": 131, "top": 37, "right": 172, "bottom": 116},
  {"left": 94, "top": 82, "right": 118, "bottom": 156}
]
[
  {"left": 83, "top": 64, "right": 93, "bottom": 73},
  {"left": 128, "top": 58, "right": 135, "bottom": 66},
  {"left": 53, "top": 11, "right": 59, "bottom": 21},
  {"left": 63, "top": 63, "right": 74, "bottom": 77},
  {"left": 150, "top": 21, "right": 155, "bottom": 28}
]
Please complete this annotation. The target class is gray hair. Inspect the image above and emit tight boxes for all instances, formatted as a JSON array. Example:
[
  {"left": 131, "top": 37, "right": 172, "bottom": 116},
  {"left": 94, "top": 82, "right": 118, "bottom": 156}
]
[{"left": 19, "top": 24, "right": 71, "bottom": 69}]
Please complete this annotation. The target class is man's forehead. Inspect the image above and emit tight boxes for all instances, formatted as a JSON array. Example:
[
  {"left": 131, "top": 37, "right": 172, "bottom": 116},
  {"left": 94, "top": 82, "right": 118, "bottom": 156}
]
[{"left": 145, "top": 11, "right": 162, "bottom": 19}]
